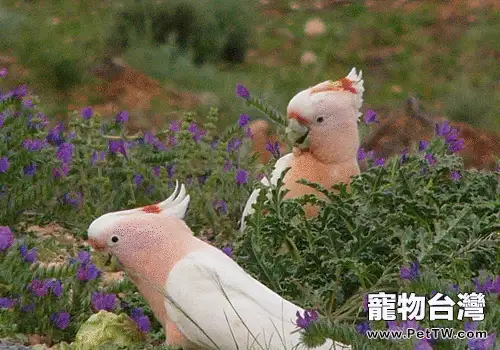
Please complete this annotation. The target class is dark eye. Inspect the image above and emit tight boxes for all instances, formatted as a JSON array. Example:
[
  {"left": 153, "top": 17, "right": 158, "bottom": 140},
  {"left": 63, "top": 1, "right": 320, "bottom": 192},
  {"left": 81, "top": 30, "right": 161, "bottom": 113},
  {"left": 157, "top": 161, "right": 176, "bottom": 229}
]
[
  {"left": 317, "top": 117, "right": 324, "bottom": 123},
  {"left": 111, "top": 236, "right": 119, "bottom": 243}
]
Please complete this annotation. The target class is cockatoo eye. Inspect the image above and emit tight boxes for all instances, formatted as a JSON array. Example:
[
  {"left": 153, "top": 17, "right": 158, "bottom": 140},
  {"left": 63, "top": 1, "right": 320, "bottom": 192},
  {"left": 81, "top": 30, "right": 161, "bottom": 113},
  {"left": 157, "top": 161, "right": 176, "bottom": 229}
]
[
  {"left": 316, "top": 117, "right": 324, "bottom": 123},
  {"left": 110, "top": 235, "right": 119, "bottom": 244}
]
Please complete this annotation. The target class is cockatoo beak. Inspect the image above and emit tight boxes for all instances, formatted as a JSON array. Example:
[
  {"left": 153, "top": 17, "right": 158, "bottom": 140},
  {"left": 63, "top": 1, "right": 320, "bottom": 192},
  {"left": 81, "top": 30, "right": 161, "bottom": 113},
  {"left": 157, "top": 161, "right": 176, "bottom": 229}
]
[
  {"left": 286, "top": 113, "right": 310, "bottom": 149},
  {"left": 88, "top": 238, "right": 106, "bottom": 252}
]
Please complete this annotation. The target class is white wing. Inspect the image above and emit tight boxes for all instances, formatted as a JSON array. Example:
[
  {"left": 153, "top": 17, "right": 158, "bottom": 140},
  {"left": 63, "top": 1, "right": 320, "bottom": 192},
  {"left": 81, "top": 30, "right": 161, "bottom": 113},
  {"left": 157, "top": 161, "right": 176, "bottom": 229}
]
[
  {"left": 165, "top": 246, "right": 351, "bottom": 350},
  {"left": 240, "top": 153, "right": 294, "bottom": 232}
]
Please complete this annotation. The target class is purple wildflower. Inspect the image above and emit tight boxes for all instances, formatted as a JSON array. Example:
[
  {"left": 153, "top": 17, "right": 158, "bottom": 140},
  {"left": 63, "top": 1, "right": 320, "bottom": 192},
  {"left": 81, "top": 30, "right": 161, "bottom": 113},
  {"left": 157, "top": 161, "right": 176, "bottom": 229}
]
[
  {"left": 413, "top": 339, "right": 433, "bottom": 350},
  {"left": 29, "top": 279, "right": 50, "bottom": 297},
  {"left": 166, "top": 164, "right": 175, "bottom": 178},
  {"left": 23, "top": 139, "right": 47, "bottom": 151},
  {"left": 144, "top": 132, "right": 167, "bottom": 150},
  {"left": 46, "top": 123, "right": 65, "bottom": 146},
  {"left": 473, "top": 276, "right": 497, "bottom": 294},
  {"left": 19, "top": 245, "right": 38, "bottom": 263},
  {"left": 152, "top": 166, "right": 160, "bottom": 177},
  {"left": 61, "top": 192, "right": 83, "bottom": 208},
  {"left": 449, "top": 283, "right": 459, "bottom": 293},
  {"left": 418, "top": 140, "right": 429, "bottom": 152},
  {"left": 0, "top": 226, "right": 13, "bottom": 251},
  {"left": 435, "top": 121, "right": 452, "bottom": 137},
  {"left": 450, "top": 171, "right": 461, "bottom": 181},
  {"left": 400, "top": 148, "right": 409, "bottom": 164},
  {"left": 169, "top": 120, "right": 180, "bottom": 132},
  {"left": 448, "top": 138, "right": 464, "bottom": 153},
  {"left": 363, "top": 109, "right": 379, "bottom": 124},
  {"left": 50, "top": 280, "right": 63, "bottom": 297},
  {"left": 68, "top": 132, "right": 76, "bottom": 140},
  {"left": 227, "top": 138, "right": 242, "bottom": 153},
  {"left": 91, "top": 292, "right": 117, "bottom": 312},
  {"left": 0, "top": 297, "right": 15, "bottom": 309},
  {"left": 468, "top": 333, "right": 496, "bottom": 350},
  {"left": 145, "top": 185, "right": 154, "bottom": 195},
  {"left": 363, "top": 294, "right": 368, "bottom": 312},
  {"left": 81, "top": 107, "right": 93, "bottom": 120},
  {"left": 400, "top": 261, "right": 420, "bottom": 280},
  {"left": 222, "top": 246, "right": 232, "bottom": 258},
  {"left": 238, "top": 113, "right": 250, "bottom": 127},
  {"left": 76, "top": 253, "right": 100, "bottom": 281},
  {"left": 213, "top": 200, "right": 228, "bottom": 215},
  {"left": 169, "top": 135, "right": 177, "bottom": 146},
  {"left": 50, "top": 311, "right": 70, "bottom": 330},
  {"left": 21, "top": 303, "right": 35, "bottom": 313},
  {"left": 356, "top": 322, "right": 370, "bottom": 336},
  {"left": 266, "top": 140, "right": 280, "bottom": 159},
  {"left": 374, "top": 158, "right": 385, "bottom": 167},
  {"left": 56, "top": 143, "right": 74, "bottom": 164},
  {"left": 131, "top": 308, "right": 150, "bottom": 333},
  {"left": 491, "top": 276, "right": 500, "bottom": 293},
  {"left": 24, "top": 163, "right": 37, "bottom": 176},
  {"left": 90, "top": 151, "right": 106, "bottom": 167},
  {"left": 357, "top": 148, "right": 367, "bottom": 161},
  {"left": 295, "top": 309, "right": 319, "bottom": 329},
  {"left": 23, "top": 99, "right": 34, "bottom": 109},
  {"left": 425, "top": 153, "right": 437, "bottom": 166},
  {"left": 0, "top": 113, "right": 5, "bottom": 128},
  {"left": 27, "top": 113, "right": 48, "bottom": 130},
  {"left": 0, "top": 157, "right": 9, "bottom": 173},
  {"left": 52, "top": 164, "right": 70, "bottom": 179},
  {"left": 133, "top": 174, "right": 144, "bottom": 187},
  {"left": 223, "top": 160, "right": 232, "bottom": 172},
  {"left": 235, "top": 169, "right": 248, "bottom": 185},
  {"left": 0, "top": 67, "right": 7, "bottom": 77},
  {"left": 115, "top": 111, "right": 129, "bottom": 124},
  {"left": 236, "top": 84, "right": 250, "bottom": 100},
  {"left": 108, "top": 140, "right": 128, "bottom": 159}
]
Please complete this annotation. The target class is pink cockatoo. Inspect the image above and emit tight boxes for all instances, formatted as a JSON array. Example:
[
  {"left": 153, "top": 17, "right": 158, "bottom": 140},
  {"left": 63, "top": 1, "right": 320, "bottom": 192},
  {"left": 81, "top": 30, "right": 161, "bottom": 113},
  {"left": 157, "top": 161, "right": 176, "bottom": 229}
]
[
  {"left": 87, "top": 183, "right": 351, "bottom": 350},
  {"left": 240, "top": 68, "right": 363, "bottom": 232}
]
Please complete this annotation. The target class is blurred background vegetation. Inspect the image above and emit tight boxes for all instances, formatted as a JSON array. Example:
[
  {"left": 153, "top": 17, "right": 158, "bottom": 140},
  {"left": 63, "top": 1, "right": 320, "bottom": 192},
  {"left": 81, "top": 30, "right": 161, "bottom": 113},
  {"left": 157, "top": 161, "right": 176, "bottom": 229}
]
[{"left": 0, "top": 0, "right": 499, "bottom": 131}]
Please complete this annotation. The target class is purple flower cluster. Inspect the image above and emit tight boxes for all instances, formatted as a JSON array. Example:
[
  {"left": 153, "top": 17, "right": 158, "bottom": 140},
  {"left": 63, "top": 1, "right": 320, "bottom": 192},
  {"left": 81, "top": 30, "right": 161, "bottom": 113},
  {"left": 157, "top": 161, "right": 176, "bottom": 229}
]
[
  {"left": 115, "top": 111, "right": 129, "bottom": 124},
  {"left": 435, "top": 120, "right": 464, "bottom": 153},
  {"left": 0, "top": 297, "right": 16, "bottom": 309},
  {"left": 400, "top": 261, "right": 420, "bottom": 280},
  {"left": 227, "top": 138, "right": 242, "bottom": 153},
  {"left": 222, "top": 246, "right": 232, "bottom": 258},
  {"left": 46, "top": 123, "right": 65, "bottom": 146},
  {"left": 56, "top": 142, "right": 75, "bottom": 164},
  {"left": 355, "top": 321, "right": 370, "bottom": 336},
  {"left": 473, "top": 275, "right": 500, "bottom": 294},
  {"left": 29, "top": 279, "right": 63, "bottom": 297},
  {"left": 23, "top": 139, "right": 47, "bottom": 151},
  {"left": 76, "top": 251, "right": 100, "bottom": 281},
  {"left": 0, "top": 156, "right": 9, "bottom": 173},
  {"left": 363, "top": 109, "right": 379, "bottom": 124},
  {"left": 235, "top": 169, "right": 248, "bottom": 185},
  {"left": 19, "top": 245, "right": 38, "bottom": 263},
  {"left": 51, "top": 311, "right": 70, "bottom": 329},
  {"left": 81, "top": 106, "right": 93, "bottom": 120},
  {"left": 23, "top": 162, "right": 37, "bottom": 176},
  {"left": 465, "top": 322, "right": 496, "bottom": 350},
  {"left": 357, "top": 148, "right": 375, "bottom": 162},
  {"left": 131, "top": 307, "right": 150, "bottom": 333},
  {"left": 236, "top": 84, "right": 250, "bottom": 100},
  {"left": 0, "top": 226, "right": 14, "bottom": 251},
  {"left": 90, "top": 150, "right": 106, "bottom": 167},
  {"left": 213, "top": 200, "right": 228, "bottom": 215},
  {"left": 133, "top": 174, "right": 144, "bottom": 187},
  {"left": 418, "top": 140, "right": 429, "bottom": 152},
  {"left": 108, "top": 140, "right": 128, "bottom": 159},
  {"left": 238, "top": 113, "right": 250, "bottom": 128},
  {"left": 295, "top": 309, "right": 318, "bottom": 329},
  {"left": 144, "top": 132, "right": 167, "bottom": 150},
  {"left": 188, "top": 123, "right": 207, "bottom": 143},
  {"left": 91, "top": 292, "right": 117, "bottom": 312},
  {"left": 266, "top": 140, "right": 280, "bottom": 159},
  {"left": 61, "top": 192, "right": 83, "bottom": 208}
]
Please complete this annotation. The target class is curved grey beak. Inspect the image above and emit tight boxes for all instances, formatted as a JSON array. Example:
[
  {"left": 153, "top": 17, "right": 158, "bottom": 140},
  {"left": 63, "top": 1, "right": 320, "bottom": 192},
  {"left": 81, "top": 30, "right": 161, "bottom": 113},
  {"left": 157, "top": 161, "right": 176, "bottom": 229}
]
[{"left": 285, "top": 118, "right": 310, "bottom": 149}]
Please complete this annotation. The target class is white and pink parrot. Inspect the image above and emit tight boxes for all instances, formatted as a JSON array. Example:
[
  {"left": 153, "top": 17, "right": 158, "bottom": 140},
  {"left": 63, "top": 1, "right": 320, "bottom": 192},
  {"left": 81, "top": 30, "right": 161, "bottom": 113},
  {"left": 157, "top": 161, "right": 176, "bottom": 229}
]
[
  {"left": 87, "top": 182, "right": 351, "bottom": 350},
  {"left": 240, "top": 68, "right": 364, "bottom": 232}
]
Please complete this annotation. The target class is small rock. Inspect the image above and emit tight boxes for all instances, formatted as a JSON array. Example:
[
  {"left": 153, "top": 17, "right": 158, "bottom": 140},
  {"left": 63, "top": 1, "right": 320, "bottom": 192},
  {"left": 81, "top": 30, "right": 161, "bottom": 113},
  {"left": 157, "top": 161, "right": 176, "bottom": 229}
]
[
  {"left": 304, "top": 18, "right": 326, "bottom": 37},
  {"left": 300, "top": 51, "right": 317, "bottom": 66}
]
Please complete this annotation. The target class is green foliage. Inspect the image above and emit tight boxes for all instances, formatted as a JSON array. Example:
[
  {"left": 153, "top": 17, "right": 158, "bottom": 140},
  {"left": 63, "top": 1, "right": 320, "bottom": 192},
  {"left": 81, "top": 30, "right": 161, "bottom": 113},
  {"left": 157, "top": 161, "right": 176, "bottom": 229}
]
[{"left": 108, "top": 0, "right": 257, "bottom": 65}]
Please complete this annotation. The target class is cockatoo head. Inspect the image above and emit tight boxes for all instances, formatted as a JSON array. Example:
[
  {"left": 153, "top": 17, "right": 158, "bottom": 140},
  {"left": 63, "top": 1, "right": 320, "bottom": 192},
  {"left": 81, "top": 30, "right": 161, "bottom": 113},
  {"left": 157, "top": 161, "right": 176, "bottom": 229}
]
[
  {"left": 286, "top": 68, "right": 364, "bottom": 163},
  {"left": 86, "top": 182, "right": 191, "bottom": 260}
]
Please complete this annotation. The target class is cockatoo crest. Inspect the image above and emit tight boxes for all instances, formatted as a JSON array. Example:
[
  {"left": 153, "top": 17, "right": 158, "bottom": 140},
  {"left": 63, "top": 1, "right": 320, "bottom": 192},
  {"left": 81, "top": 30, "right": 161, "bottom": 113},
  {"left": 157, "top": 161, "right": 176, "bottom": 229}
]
[
  {"left": 87, "top": 181, "right": 190, "bottom": 239},
  {"left": 308, "top": 67, "right": 364, "bottom": 120}
]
